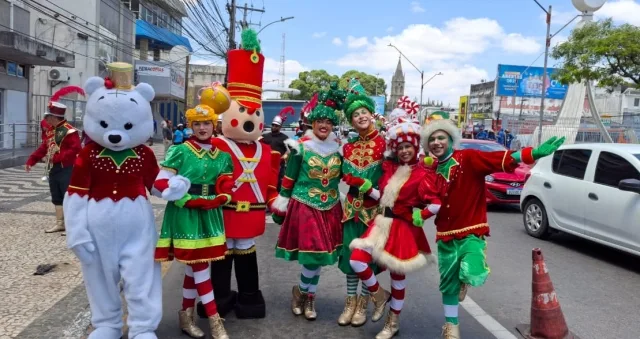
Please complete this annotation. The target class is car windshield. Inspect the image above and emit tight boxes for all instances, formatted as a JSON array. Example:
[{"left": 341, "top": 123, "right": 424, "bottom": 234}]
[
  {"left": 635, "top": 154, "right": 640, "bottom": 161},
  {"left": 459, "top": 142, "right": 507, "bottom": 152}
]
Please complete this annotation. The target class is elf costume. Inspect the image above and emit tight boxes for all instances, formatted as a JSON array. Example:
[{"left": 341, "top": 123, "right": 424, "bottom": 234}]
[
  {"left": 416, "top": 113, "right": 565, "bottom": 339},
  {"left": 153, "top": 104, "right": 235, "bottom": 339},
  {"left": 348, "top": 120, "right": 438, "bottom": 339},
  {"left": 337, "top": 78, "right": 386, "bottom": 327},
  {"left": 270, "top": 85, "right": 345, "bottom": 321}
]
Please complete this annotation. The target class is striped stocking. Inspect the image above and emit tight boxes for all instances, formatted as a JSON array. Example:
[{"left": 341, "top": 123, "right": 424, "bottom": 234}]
[
  {"left": 350, "top": 248, "right": 379, "bottom": 293},
  {"left": 181, "top": 266, "right": 197, "bottom": 310},
  {"left": 443, "top": 294, "right": 459, "bottom": 325},
  {"left": 360, "top": 280, "right": 370, "bottom": 296},
  {"left": 389, "top": 273, "right": 406, "bottom": 314},
  {"left": 191, "top": 262, "right": 218, "bottom": 317},
  {"left": 299, "top": 265, "right": 322, "bottom": 296},
  {"left": 346, "top": 274, "right": 359, "bottom": 296}
]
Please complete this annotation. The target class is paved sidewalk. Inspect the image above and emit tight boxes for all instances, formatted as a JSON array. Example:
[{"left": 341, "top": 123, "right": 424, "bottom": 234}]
[{"left": 0, "top": 144, "right": 169, "bottom": 339}]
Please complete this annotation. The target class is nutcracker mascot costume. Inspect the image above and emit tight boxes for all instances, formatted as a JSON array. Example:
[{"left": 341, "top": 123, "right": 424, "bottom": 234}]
[
  {"left": 63, "top": 62, "right": 162, "bottom": 339},
  {"left": 269, "top": 86, "right": 345, "bottom": 321},
  {"left": 154, "top": 102, "right": 234, "bottom": 339},
  {"left": 26, "top": 86, "right": 84, "bottom": 234},
  {"left": 337, "top": 78, "right": 386, "bottom": 327},
  {"left": 347, "top": 119, "right": 438, "bottom": 339},
  {"left": 416, "top": 112, "right": 565, "bottom": 339},
  {"left": 196, "top": 28, "right": 281, "bottom": 320}
]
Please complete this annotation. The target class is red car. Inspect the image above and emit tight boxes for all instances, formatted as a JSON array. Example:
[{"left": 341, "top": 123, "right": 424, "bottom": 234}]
[{"left": 457, "top": 139, "right": 531, "bottom": 205}]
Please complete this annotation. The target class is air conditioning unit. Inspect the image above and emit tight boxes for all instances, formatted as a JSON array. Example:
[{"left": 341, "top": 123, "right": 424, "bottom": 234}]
[{"left": 48, "top": 69, "right": 69, "bottom": 81}]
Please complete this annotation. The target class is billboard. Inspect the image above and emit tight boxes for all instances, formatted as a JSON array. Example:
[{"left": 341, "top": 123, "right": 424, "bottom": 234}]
[
  {"left": 496, "top": 64, "right": 568, "bottom": 100},
  {"left": 458, "top": 95, "right": 468, "bottom": 127},
  {"left": 369, "top": 95, "right": 386, "bottom": 115}
]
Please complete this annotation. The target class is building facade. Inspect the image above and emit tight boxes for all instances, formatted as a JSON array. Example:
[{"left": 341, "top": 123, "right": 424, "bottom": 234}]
[
  {"left": 387, "top": 58, "right": 405, "bottom": 112},
  {"left": 187, "top": 64, "right": 226, "bottom": 107}
]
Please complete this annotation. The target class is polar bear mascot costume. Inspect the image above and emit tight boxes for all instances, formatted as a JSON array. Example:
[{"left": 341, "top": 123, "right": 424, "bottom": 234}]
[{"left": 64, "top": 62, "right": 162, "bottom": 339}]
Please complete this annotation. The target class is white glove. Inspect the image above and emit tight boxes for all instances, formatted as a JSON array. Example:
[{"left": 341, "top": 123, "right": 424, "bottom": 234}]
[
  {"left": 162, "top": 175, "right": 191, "bottom": 201},
  {"left": 72, "top": 242, "right": 96, "bottom": 265}
]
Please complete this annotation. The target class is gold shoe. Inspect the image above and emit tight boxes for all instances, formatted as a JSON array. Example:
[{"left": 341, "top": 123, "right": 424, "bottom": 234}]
[
  {"left": 375, "top": 312, "right": 400, "bottom": 339},
  {"left": 350, "top": 295, "right": 369, "bottom": 327},
  {"left": 291, "top": 285, "right": 306, "bottom": 316},
  {"left": 46, "top": 206, "right": 65, "bottom": 233},
  {"left": 370, "top": 286, "right": 390, "bottom": 322},
  {"left": 442, "top": 322, "right": 461, "bottom": 339},
  {"left": 337, "top": 295, "right": 357, "bottom": 326},
  {"left": 178, "top": 307, "right": 205, "bottom": 338},
  {"left": 208, "top": 313, "right": 229, "bottom": 339},
  {"left": 303, "top": 294, "right": 317, "bottom": 320},
  {"left": 458, "top": 283, "right": 468, "bottom": 302}
]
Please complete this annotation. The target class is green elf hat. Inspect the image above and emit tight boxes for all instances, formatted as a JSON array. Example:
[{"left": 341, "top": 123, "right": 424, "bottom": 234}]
[
  {"left": 307, "top": 81, "right": 347, "bottom": 126},
  {"left": 344, "top": 78, "right": 375, "bottom": 123}
]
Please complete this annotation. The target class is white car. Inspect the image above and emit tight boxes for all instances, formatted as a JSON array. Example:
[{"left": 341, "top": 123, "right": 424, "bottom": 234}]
[{"left": 520, "top": 143, "right": 640, "bottom": 256}]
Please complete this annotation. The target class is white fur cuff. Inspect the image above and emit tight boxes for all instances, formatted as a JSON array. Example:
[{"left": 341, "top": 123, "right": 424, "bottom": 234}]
[
  {"left": 284, "top": 139, "right": 300, "bottom": 153},
  {"left": 368, "top": 188, "right": 381, "bottom": 201},
  {"left": 162, "top": 175, "right": 190, "bottom": 201},
  {"left": 271, "top": 195, "right": 290, "bottom": 214}
]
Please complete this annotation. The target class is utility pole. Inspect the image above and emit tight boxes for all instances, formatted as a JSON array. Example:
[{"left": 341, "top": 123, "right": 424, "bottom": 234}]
[
  {"left": 184, "top": 55, "right": 191, "bottom": 108},
  {"left": 227, "top": 0, "right": 237, "bottom": 50},
  {"left": 237, "top": 3, "right": 265, "bottom": 29}
]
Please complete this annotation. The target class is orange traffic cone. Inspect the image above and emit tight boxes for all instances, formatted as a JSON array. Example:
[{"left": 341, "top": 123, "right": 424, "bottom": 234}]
[{"left": 516, "top": 248, "right": 580, "bottom": 339}]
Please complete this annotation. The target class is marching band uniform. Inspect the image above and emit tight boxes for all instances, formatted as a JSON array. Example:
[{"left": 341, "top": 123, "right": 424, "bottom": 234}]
[{"left": 26, "top": 87, "right": 84, "bottom": 233}]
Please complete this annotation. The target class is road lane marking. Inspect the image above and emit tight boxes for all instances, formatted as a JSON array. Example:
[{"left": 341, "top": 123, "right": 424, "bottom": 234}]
[{"left": 461, "top": 296, "right": 517, "bottom": 339}]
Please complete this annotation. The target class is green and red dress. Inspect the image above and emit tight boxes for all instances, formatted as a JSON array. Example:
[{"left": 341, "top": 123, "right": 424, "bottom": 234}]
[
  {"left": 275, "top": 136, "right": 343, "bottom": 266},
  {"left": 155, "top": 140, "right": 234, "bottom": 263}
]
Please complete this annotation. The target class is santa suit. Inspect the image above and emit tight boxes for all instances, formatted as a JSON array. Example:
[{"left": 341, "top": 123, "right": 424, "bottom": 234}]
[
  {"left": 205, "top": 136, "right": 280, "bottom": 318},
  {"left": 64, "top": 143, "right": 162, "bottom": 338}
]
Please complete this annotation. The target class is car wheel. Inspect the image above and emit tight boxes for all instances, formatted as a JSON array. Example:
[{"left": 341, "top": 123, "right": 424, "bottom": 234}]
[{"left": 523, "top": 198, "right": 551, "bottom": 239}]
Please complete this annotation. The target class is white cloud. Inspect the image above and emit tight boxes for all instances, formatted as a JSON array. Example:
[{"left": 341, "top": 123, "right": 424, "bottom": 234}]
[
  {"left": 262, "top": 57, "right": 308, "bottom": 99},
  {"left": 410, "top": 1, "right": 425, "bottom": 13},
  {"left": 501, "top": 33, "right": 542, "bottom": 54},
  {"left": 347, "top": 36, "right": 369, "bottom": 49},
  {"left": 596, "top": 0, "right": 640, "bottom": 25},
  {"left": 386, "top": 26, "right": 394, "bottom": 33},
  {"left": 332, "top": 37, "right": 343, "bottom": 46},
  {"left": 312, "top": 32, "right": 327, "bottom": 38}
]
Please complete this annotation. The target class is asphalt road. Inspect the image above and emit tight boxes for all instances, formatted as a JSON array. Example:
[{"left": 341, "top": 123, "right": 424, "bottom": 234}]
[{"left": 157, "top": 221, "right": 495, "bottom": 339}]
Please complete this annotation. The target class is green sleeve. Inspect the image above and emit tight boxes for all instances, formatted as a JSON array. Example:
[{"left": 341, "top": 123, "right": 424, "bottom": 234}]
[
  {"left": 160, "top": 145, "right": 183, "bottom": 172},
  {"left": 280, "top": 143, "right": 303, "bottom": 198},
  {"left": 221, "top": 152, "right": 234, "bottom": 176}
]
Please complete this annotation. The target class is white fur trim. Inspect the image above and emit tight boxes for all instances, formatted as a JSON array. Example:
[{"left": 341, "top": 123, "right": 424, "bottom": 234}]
[
  {"left": 340, "top": 192, "right": 346, "bottom": 204},
  {"left": 379, "top": 165, "right": 412, "bottom": 208},
  {"left": 271, "top": 195, "right": 290, "bottom": 214},
  {"left": 420, "top": 119, "right": 461, "bottom": 151},
  {"left": 284, "top": 138, "right": 300, "bottom": 153},
  {"left": 302, "top": 129, "right": 340, "bottom": 157}
]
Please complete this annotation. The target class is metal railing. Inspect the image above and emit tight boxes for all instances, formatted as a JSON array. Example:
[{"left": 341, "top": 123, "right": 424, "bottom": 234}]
[{"left": 0, "top": 123, "right": 42, "bottom": 159}]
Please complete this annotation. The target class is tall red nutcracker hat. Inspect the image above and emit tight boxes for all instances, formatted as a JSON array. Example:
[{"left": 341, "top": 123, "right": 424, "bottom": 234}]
[
  {"left": 45, "top": 85, "right": 86, "bottom": 118},
  {"left": 227, "top": 29, "right": 264, "bottom": 111}
]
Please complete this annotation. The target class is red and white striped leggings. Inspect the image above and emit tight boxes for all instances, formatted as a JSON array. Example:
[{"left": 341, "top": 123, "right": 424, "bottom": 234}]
[
  {"left": 181, "top": 263, "right": 218, "bottom": 316},
  {"left": 350, "top": 248, "right": 407, "bottom": 314}
]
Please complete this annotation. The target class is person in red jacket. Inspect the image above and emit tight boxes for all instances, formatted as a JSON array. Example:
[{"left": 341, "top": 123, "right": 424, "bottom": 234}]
[
  {"left": 26, "top": 86, "right": 84, "bottom": 234},
  {"left": 40, "top": 119, "right": 51, "bottom": 144}
]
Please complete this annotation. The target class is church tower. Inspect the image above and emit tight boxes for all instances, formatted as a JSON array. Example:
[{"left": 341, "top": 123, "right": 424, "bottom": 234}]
[{"left": 387, "top": 57, "right": 405, "bottom": 112}]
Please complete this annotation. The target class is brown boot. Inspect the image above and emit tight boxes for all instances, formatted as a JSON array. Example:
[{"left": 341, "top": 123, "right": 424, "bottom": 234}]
[
  {"left": 375, "top": 312, "right": 400, "bottom": 339},
  {"left": 178, "top": 307, "right": 205, "bottom": 338},
  {"left": 350, "top": 295, "right": 369, "bottom": 327},
  {"left": 337, "top": 295, "right": 357, "bottom": 325},
  {"left": 46, "top": 206, "right": 65, "bottom": 233},
  {"left": 442, "top": 322, "right": 461, "bottom": 339},
  {"left": 370, "top": 286, "right": 390, "bottom": 322},
  {"left": 208, "top": 313, "right": 229, "bottom": 339},
  {"left": 303, "top": 294, "right": 317, "bottom": 320},
  {"left": 291, "top": 285, "right": 305, "bottom": 316},
  {"left": 458, "top": 283, "right": 468, "bottom": 302}
]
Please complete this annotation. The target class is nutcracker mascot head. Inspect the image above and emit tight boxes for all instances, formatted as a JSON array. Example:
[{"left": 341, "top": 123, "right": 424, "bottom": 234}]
[
  {"left": 222, "top": 28, "right": 265, "bottom": 142},
  {"left": 344, "top": 78, "right": 376, "bottom": 134},
  {"left": 420, "top": 110, "right": 460, "bottom": 165},
  {"left": 83, "top": 62, "right": 155, "bottom": 151}
]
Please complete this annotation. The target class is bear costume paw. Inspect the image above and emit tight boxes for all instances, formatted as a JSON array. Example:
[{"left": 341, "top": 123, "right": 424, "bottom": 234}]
[{"left": 162, "top": 175, "right": 191, "bottom": 201}]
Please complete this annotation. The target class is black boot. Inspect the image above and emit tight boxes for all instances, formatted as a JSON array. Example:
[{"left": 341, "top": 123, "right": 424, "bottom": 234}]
[
  {"left": 233, "top": 248, "right": 266, "bottom": 319},
  {"left": 197, "top": 255, "right": 236, "bottom": 318}
]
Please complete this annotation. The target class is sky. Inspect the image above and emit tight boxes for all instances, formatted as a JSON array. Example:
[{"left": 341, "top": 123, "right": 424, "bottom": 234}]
[{"left": 190, "top": 0, "right": 640, "bottom": 106}]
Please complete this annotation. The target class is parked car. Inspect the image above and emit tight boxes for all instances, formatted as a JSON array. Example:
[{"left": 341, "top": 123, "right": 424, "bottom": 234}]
[
  {"left": 458, "top": 139, "right": 531, "bottom": 205},
  {"left": 520, "top": 143, "right": 640, "bottom": 256}
]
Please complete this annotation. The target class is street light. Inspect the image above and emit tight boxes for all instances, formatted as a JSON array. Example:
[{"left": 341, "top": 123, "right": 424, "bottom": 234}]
[
  {"left": 257, "top": 16, "right": 294, "bottom": 35},
  {"left": 387, "top": 43, "right": 442, "bottom": 120}
]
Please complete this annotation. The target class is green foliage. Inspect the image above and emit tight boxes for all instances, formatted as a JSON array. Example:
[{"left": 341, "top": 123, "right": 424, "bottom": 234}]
[
  {"left": 240, "top": 29, "right": 261, "bottom": 53},
  {"left": 551, "top": 18, "right": 640, "bottom": 89},
  {"left": 339, "top": 70, "right": 387, "bottom": 97}
]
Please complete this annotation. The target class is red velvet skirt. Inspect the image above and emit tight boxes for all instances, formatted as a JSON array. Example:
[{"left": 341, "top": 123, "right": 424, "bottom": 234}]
[{"left": 275, "top": 199, "right": 343, "bottom": 266}]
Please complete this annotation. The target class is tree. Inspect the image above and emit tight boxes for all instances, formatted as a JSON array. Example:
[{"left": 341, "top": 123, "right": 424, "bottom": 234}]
[
  {"left": 552, "top": 18, "right": 640, "bottom": 89},
  {"left": 339, "top": 70, "right": 387, "bottom": 97},
  {"left": 281, "top": 70, "right": 340, "bottom": 100}
]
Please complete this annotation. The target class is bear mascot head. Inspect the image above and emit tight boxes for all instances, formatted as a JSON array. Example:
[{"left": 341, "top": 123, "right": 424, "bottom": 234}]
[
  {"left": 82, "top": 62, "right": 155, "bottom": 151},
  {"left": 221, "top": 28, "right": 265, "bottom": 142}
]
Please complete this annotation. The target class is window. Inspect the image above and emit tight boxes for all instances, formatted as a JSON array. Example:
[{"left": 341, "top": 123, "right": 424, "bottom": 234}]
[
  {"left": 594, "top": 151, "right": 640, "bottom": 187},
  {"left": 552, "top": 149, "right": 591, "bottom": 179},
  {"left": 634, "top": 98, "right": 640, "bottom": 107},
  {"left": 459, "top": 142, "right": 506, "bottom": 152}
]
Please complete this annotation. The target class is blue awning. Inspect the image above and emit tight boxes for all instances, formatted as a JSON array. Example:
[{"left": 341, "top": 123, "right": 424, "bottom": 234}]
[{"left": 135, "top": 19, "right": 193, "bottom": 52}]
